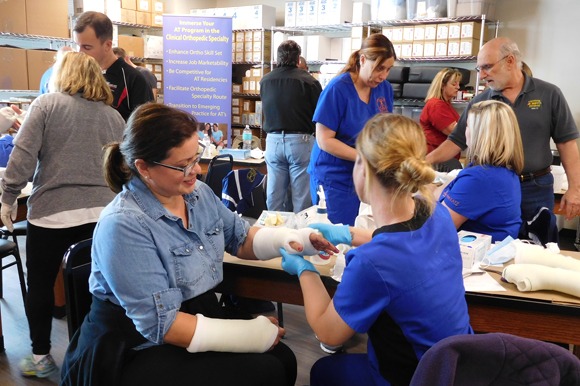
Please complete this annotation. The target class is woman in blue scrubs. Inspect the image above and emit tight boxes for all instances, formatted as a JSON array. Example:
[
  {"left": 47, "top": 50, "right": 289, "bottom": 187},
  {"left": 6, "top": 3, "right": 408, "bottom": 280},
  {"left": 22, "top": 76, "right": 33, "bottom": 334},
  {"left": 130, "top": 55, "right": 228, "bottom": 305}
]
[
  {"left": 284, "top": 114, "right": 473, "bottom": 386},
  {"left": 308, "top": 34, "right": 396, "bottom": 225}
]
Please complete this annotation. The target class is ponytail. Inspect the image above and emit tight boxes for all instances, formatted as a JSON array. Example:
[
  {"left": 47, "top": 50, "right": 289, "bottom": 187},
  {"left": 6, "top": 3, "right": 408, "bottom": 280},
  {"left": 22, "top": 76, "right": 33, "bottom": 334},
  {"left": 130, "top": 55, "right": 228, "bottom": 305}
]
[{"left": 103, "top": 142, "right": 131, "bottom": 193}]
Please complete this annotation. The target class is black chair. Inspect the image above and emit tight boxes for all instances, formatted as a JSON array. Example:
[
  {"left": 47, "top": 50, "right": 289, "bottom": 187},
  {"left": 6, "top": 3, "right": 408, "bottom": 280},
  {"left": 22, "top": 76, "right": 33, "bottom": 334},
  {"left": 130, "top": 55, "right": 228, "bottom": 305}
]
[
  {"left": 1, "top": 220, "right": 28, "bottom": 244},
  {"left": 205, "top": 154, "right": 234, "bottom": 198},
  {"left": 433, "top": 158, "right": 463, "bottom": 173},
  {"left": 242, "top": 176, "right": 268, "bottom": 219},
  {"left": 0, "top": 237, "right": 26, "bottom": 304},
  {"left": 62, "top": 238, "right": 93, "bottom": 340}
]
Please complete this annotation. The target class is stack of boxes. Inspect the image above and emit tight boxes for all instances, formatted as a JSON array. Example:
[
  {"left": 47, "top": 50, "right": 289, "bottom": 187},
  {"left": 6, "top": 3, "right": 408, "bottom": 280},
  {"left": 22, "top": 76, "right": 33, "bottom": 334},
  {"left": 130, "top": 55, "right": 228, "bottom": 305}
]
[
  {"left": 191, "top": 5, "right": 276, "bottom": 30},
  {"left": 284, "top": 0, "right": 353, "bottom": 27},
  {"left": 231, "top": 98, "right": 263, "bottom": 127},
  {"left": 232, "top": 30, "right": 272, "bottom": 64},
  {"left": 140, "top": 63, "right": 163, "bottom": 94},
  {"left": 384, "top": 21, "right": 487, "bottom": 58},
  {"left": 115, "top": 0, "right": 163, "bottom": 26}
]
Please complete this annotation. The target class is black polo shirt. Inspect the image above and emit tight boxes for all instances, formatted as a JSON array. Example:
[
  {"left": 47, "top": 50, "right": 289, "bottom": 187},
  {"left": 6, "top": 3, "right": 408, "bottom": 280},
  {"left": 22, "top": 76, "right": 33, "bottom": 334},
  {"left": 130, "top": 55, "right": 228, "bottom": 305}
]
[
  {"left": 259, "top": 66, "right": 322, "bottom": 134},
  {"left": 448, "top": 72, "right": 579, "bottom": 174}
]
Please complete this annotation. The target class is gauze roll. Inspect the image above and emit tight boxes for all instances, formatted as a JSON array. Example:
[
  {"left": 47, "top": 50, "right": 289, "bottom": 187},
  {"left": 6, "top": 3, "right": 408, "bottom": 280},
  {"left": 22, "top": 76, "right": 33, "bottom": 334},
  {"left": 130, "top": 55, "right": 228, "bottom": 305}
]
[
  {"left": 513, "top": 241, "right": 580, "bottom": 272},
  {"left": 187, "top": 314, "right": 278, "bottom": 353},
  {"left": 503, "top": 264, "right": 580, "bottom": 298}
]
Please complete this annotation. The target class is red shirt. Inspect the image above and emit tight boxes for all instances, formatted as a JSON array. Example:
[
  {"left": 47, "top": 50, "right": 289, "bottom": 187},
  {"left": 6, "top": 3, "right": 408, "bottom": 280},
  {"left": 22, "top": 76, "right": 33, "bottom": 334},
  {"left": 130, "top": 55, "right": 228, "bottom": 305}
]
[{"left": 420, "top": 98, "right": 460, "bottom": 159}]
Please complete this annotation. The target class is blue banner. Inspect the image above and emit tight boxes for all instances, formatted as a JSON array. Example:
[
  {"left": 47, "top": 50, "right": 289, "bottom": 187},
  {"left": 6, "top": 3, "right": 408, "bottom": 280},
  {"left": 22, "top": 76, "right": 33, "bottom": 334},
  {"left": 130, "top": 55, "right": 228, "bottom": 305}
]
[{"left": 163, "top": 15, "right": 232, "bottom": 145}]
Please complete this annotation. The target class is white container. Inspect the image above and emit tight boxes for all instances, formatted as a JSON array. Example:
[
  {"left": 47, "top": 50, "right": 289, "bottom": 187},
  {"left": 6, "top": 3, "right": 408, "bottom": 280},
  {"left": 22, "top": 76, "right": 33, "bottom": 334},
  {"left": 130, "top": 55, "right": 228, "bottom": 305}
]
[
  {"left": 306, "top": 0, "right": 319, "bottom": 26},
  {"left": 447, "top": 0, "right": 457, "bottom": 17},
  {"left": 285, "top": 2, "right": 297, "bottom": 26},
  {"left": 458, "top": 230, "right": 492, "bottom": 267},
  {"left": 374, "top": 0, "right": 406, "bottom": 21},
  {"left": 296, "top": 1, "right": 308, "bottom": 26},
  {"left": 307, "top": 35, "right": 331, "bottom": 61},
  {"left": 352, "top": 2, "right": 371, "bottom": 23},
  {"left": 552, "top": 165, "right": 565, "bottom": 193}
]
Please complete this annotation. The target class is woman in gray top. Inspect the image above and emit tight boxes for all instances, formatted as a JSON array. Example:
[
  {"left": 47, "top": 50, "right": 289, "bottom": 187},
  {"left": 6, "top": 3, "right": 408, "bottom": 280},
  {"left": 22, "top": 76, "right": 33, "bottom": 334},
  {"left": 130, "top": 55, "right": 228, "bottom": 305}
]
[{"left": 0, "top": 52, "right": 126, "bottom": 378}]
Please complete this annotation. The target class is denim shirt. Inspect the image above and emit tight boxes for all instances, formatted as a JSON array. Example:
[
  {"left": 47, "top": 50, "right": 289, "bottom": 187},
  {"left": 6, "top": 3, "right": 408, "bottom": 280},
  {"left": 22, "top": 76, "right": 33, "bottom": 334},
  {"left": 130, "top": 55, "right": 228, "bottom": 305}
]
[{"left": 89, "top": 176, "right": 250, "bottom": 346}]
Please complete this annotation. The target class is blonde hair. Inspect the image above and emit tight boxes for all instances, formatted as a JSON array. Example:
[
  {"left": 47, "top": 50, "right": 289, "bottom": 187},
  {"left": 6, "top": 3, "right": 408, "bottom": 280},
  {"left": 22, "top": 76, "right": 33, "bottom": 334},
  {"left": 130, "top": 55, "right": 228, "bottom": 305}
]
[
  {"left": 339, "top": 34, "right": 396, "bottom": 81},
  {"left": 50, "top": 52, "right": 113, "bottom": 105},
  {"left": 467, "top": 100, "right": 524, "bottom": 174},
  {"left": 425, "top": 68, "right": 462, "bottom": 102},
  {"left": 356, "top": 114, "right": 436, "bottom": 214}
]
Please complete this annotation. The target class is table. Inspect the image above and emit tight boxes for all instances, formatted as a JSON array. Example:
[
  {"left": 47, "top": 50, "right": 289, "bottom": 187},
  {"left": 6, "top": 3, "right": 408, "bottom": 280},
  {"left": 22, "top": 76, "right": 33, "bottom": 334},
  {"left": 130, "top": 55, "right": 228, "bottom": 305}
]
[
  {"left": 216, "top": 252, "right": 580, "bottom": 358},
  {"left": 199, "top": 156, "right": 267, "bottom": 175}
]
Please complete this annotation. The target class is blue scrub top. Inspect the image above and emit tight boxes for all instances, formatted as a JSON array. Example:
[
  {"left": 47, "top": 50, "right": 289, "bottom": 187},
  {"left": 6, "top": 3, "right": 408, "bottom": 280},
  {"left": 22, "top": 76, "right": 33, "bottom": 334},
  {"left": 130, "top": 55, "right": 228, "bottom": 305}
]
[
  {"left": 308, "top": 72, "right": 394, "bottom": 189},
  {"left": 440, "top": 164, "right": 522, "bottom": 242},
  {"left": 39, "top": 66, "right": 53, "bottom": 95}
]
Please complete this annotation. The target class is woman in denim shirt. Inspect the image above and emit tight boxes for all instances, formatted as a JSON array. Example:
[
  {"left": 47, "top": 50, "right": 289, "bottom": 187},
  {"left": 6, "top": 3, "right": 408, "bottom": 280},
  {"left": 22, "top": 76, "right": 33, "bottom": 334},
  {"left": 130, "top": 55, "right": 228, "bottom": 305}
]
[{"left": 61, "top": 104, "right": 336, "bottom": 386}]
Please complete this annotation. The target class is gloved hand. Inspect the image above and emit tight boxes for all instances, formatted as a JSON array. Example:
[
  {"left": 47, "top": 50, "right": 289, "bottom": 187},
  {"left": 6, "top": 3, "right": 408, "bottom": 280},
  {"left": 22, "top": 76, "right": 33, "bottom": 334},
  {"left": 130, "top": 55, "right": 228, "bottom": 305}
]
[
  {"left": 1, "top": 201, "right": 18, "bottom": 232},
  {"left": 308, "top": 223, "right": 351, "bottom": 246},
  {"left": 280, "top": 248, "right": 319, "bottom": 278}
]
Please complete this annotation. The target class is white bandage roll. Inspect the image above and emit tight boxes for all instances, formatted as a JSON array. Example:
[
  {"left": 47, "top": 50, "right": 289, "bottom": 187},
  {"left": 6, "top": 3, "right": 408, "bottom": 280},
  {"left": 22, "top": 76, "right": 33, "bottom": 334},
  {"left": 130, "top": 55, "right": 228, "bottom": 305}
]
[
  {"left": 503, "top": 264, "right": 580, "bottom": 297},
  {"left": 297, "top": 228, "right": 319, "bottom": 256},
  {"left": 253, "top": 226, "right": 302, "bottom": 260},
  {"left": 514, "top": 242, "right": 580, "bottom": 272},
  {"left": 187, "top": 315, "right": 278, "bottom": 353}
]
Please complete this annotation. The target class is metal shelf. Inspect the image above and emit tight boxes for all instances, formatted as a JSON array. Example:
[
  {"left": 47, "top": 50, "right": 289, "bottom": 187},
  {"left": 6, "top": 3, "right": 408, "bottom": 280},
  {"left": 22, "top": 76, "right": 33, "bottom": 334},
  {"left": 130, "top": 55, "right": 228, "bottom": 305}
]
[
  {"left": 233, "top": 61, "right": 269, "bottom": 65},
  {"left": 397, "top": 56, "right": 477, "bottom": 62},
  {"left": 130, "top": 57, "right": 163, "bottom": 62},
  {"left": 232, "top": 124, "right": 262, "bottom": 129},
  {"left": 233, "top": 93, "right": 260, "bottom": 98},
  {"left": 112, "top": 21, "right": 162, "bottom": 30},
  {"left": 232, "top": 28, "right": 268, "bottom": 33},
  {"left": 368, "top": 15, "right": 496, "bottom": 27},
  {"left": 272, "top": 23, "right": 363, "bottom": 36},
  {"left": 0, "top": 90, "right": 39, "bottom": 94},
  {"left": 0, "top": 31, "right": 72, "bottom": 42},
  {"left": 393, "top": 98, "right": 470, "bottom": 107}
]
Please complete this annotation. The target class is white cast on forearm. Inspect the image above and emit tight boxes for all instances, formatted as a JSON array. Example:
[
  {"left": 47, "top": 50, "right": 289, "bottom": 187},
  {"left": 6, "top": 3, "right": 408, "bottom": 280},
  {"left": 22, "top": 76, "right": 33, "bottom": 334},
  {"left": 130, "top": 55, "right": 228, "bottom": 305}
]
[
  {"left": 503, "top": 264, "right": 580, "bottom": 297},
  {"left": 187, "top": 315, "right": 278, "bottom": 353},
  {"left": 253, "top": 227, "right": 303, "bottom": 260},
  {"left": 514, "top": 242, "right": 580, "bottom": 272}
]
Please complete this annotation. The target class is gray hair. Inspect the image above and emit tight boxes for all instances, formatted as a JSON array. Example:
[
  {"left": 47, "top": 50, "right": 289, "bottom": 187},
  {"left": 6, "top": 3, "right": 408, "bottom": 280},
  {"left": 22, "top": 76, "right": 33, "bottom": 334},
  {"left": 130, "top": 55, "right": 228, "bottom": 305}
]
[{"left": 498, "top": 38, "right": 523, "bottom": 70}]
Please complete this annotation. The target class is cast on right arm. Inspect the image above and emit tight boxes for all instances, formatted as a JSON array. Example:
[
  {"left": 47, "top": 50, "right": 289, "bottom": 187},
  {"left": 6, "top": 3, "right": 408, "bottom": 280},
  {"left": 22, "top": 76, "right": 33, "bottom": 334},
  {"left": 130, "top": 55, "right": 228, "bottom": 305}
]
[{"left": 252, "top": 226, "right": 318, "bottom": 260}]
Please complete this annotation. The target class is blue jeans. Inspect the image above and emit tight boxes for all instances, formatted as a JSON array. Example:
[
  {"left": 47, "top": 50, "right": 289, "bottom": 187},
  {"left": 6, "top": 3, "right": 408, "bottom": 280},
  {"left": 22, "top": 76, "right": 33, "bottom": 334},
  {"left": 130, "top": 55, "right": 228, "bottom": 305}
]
[
  {"left": 265, "top": 133, "right": 314, "bottom": 213},
  {"left": 519, "top": 172, "right": 555, "bottom": 237}
]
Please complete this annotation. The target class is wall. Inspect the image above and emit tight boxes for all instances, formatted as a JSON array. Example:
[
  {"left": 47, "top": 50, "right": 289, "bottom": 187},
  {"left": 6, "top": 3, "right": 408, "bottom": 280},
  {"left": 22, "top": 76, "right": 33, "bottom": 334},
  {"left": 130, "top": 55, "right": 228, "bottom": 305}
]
[{"left": 164, "top": 0, "right": 217, "bottom": 14}]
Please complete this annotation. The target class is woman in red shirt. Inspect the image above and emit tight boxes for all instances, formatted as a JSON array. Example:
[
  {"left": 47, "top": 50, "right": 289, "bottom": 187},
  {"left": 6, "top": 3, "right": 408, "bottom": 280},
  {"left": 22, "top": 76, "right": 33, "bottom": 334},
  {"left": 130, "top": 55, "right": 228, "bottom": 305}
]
[{"left": 420, "top": 68, "right": 462, "bottom": 159}]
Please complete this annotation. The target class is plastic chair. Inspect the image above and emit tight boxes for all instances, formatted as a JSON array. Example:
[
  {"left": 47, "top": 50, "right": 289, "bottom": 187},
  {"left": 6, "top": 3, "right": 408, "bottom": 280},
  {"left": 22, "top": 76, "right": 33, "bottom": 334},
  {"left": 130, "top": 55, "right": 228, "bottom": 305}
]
[
  {"left": 205, "top": 154, "right": 234, "bottom": 198},
  {"left": 62, "top": 238, "right": 93, "bottom": 340},
  {"left": 0, "top": 237, "right": 26, "bottom": 304}
]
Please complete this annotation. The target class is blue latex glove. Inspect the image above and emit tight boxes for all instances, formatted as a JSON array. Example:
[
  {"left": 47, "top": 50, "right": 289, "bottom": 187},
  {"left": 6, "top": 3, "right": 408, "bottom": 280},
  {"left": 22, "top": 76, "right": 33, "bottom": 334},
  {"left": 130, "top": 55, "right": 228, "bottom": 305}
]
[
  {"left": 280, "top": 248, "right": 319, "bottom": 278},
  {"left": 308, "top": 223, "right": 351, "bottom": 246}
]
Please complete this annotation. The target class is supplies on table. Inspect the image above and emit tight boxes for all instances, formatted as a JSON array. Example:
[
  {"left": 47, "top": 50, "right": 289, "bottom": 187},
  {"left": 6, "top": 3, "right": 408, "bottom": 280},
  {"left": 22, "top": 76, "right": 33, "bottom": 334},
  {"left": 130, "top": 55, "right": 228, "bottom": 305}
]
[
  {"left": 458, "top": 230, "right": 492, "bottom": 270},
  {"left": 255, "top": 211, "right": 296, "bottom": 228}
]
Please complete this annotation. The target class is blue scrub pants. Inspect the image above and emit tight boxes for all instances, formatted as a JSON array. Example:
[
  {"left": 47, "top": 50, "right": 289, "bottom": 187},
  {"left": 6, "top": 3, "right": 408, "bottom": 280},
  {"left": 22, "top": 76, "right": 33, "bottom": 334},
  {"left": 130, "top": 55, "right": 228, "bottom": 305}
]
[
  {"left": 310, "top": 353, "right": 389, "bottom": 386},
  {"left": 310, "top": 177, "right": 360, "bottom": 226}
]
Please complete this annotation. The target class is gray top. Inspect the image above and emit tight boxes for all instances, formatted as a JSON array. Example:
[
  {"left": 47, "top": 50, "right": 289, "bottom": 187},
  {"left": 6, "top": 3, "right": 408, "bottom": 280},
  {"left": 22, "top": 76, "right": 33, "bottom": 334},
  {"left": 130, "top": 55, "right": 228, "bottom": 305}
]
[
  {"left": 448, "top": 72, "right": 579, "bottom": 174},
  {"left": 0, "top": 92, "right": 126, "bottom": 219},
  {"left": 135, "top": 66, "right": 158, "bottom": 90}
]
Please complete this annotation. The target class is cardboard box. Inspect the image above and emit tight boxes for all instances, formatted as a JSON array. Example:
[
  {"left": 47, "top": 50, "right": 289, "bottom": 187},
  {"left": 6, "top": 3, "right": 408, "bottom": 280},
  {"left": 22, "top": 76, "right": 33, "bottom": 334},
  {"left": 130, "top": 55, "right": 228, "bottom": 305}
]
[
  {"left": 382, "top": 27, "right": 393, "bottom": 41},
  {"left": 152, "top": 13, "right": 163, "bottom": 27},
  {"left": 460, "top": 38, "right": 481, "bottom": 56},
  {"left": 285, "top": 1, "right": 297, "bottom": 26},
  {"left": 392, "top": 43, "right": 402, "bottom": 58},
  {"left": 413, "top": 25, "right": 426, "bottom": 41},
  {"left": 0, "top": 46, "right": 28, "bottom": 90},
  {"left": 243, "top": 100, "right": 256, "bottom": 112},
  {"left": 412, "top": 42, "right": 424, "bottom": 57},
  {"left": 235, "top": 42, "right": 244, "bottom": 52},
  {"left": 307, "top": 35, "right": 331, "bottom": 61},
  {"left": 244, "top": 31, "right": 254, "bottom": 42},
  {"left": 251, "top": 52, "right": 261, "bottom": 62},
  {"left": 121, "top": 0, "right": 136, "bottom": 10},
  {"left": 106, "top": 0, "right": 122, "bottom": 22},
  {"left": 351, "top": 37, "right": 361, "bottom": 50},
  {"left": 391, "top": 27, "right": 403, "bottom": 42},
  {"left": 121, "top": 9, "right": 137, "bottom": 24},
  {"left": 400, "top": 43, "right": 413, "bottom": 58},
  {"left": 255, "top": 113, "right": 262, "bottom": 126},
  {"left": 73, "top": 0, "right": 105, "bottom": 15},
  {"left": 319, "top": 0, "right": 353, "bottom": 25},
  {"left": 244, "top": 41, "right": 253, "bottom": 52},
  {"left": 352, "top": 1, "right": 370, "bottom": 23},
  {"left": 232, "top": 115, "right": 242, "bottom": 124},
  {"left": 26, "top": 49, "right": 56, "bottom": 91},
  {"left": 448, "top": 22, "right": 461, "bottom": 39},
  {"left": 144, "top": 35, "right": 163, "bottom": 58},
  {"left": 241, "top": 113, "right": 248, "bottom": 125},
  {"left": 232, "top": 97, "right": 244, "bottom": 107},
  {"left": 251, "top": 68, "right": 270, "bottom": 77},
  {"left": 255, "top": 101, "right": 262, "bottom": 114},
  {"left": 232, "top": 106, "right": 241, "bottom": 115},
  {"left": 248, "top": 113, "right": 256, "bottom": 126},
  {"left": 136, "top": 11, "right": 151, "bottom": 26},
  {"left": 351, "top": 26, "right": 369, "bottom": 40},
  {"left": 447, "top": 39, "right": 460, "bottom": 56},
  {"left": 235, "top": 52, "right": 243, "bottom": 62},
  {"left": 296, "top": 1, "right": 307, "bottom": 26},
  {"left": 26, "top": 0, "right": 69, "bottom": 38},
  {"left": 236, "top": 32, "right": 245, "bottom": 42},
  {"left": 402, "top": 26, "right": 414, "bottom": 42},
  {"left": 436, "top": 24, "right": 449, "bottom": 40},
  {"left": 153, "top": 64, "right": 162, "bottom": 72},
  {"left": 435, "top": 40, "right": 448, "bottom": 57},
  {"left": 306, "top": 0, "right": 318, "bottom": 26},
  {"left": 424, "top": 24, "right": 437, "bottom": 40},
  {"left": 118, "top": 35, "right": 144, "bottom": 57},
  {"left": 248, "top": 78, "right": 257, "bottom": 93},
  {"left": 458, "top": 230, "right": 492, "bottom": 268},
  {"left": 137, "top": 0, "right": 150, "bottom": 12},
  {"left": 461, "top": 21, "right": 488, "bottom": 40},
  {"left": 424, "top": 41, "right": 435, "bottom": 57},
  {"left": 244, "top": 52, "right": 253, "bottom": 62},
  {"left": 456, "top": 1, "right": 495, "bottom": 19},
  {"left": 242, "top": 77, "right": 250, "bottom": 92},
  {"left": 232, "top": 84, "right": 242, "bottom": 93},
  {"left": 153, "top": 1, "right": 164, "bottom": 13},
  {"left": 0, "top": 0, "right": 27, "bottom": 34}
]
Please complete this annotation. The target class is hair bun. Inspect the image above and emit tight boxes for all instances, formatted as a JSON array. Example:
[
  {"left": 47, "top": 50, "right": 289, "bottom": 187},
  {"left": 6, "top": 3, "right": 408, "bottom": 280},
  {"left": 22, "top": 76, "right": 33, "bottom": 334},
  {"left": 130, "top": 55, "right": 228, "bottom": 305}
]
[{"left": 396, "top": 158, "right": 435, "bottom": 193}]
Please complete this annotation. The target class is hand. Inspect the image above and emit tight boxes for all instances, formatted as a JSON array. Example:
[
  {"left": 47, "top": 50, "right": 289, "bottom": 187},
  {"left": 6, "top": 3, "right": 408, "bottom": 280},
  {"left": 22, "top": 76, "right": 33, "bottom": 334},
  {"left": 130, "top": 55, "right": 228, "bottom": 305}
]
[
  {"left": 10, "top": 105, "right": 22, "bottom": 130},
  {"left": 280, "top": 248, "right": 319, "bottom": 278},
  {"left": 560, "top": 185, "right": 580, "bottom": 221},
  {"left": 265, "top": 316, "right": 286, "bottom": 351},
  {"left": 308, "top": 223, "right": 351, "bottom": 246},
  {"left": 308, "top": 232, "right": 339, "bottom": 255},
  {"left": 1, "top": 201, "right": 18, "bottom": 232}
]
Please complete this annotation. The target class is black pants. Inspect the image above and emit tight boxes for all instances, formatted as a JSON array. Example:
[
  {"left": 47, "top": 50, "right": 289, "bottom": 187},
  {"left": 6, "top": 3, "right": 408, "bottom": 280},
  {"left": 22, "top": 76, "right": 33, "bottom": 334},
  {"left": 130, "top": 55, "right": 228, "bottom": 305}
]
[{"left": 26, "top": 221, "right": 96, "bottom": 355}]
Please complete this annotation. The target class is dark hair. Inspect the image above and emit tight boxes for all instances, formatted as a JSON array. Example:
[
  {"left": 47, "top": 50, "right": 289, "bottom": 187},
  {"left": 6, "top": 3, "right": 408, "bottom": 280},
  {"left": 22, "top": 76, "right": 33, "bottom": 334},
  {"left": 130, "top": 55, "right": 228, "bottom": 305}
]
[
  {"left": 103, "top": 104, "right": 198, "bottom": 193},
  {"left": 74, "top": 11, "right": 113, "bottom": 43},
  {"left": 113, "top": 47, "right": 127, "bottom": 58},
  {"left": 340, "top": 34, "right": 396, "bottom": 79},
  {"left": 277, "top": 40, "right": 301, "bottom": 67},
  {"left": 213, "top": 123, "right": 218, "bottom": 129}
]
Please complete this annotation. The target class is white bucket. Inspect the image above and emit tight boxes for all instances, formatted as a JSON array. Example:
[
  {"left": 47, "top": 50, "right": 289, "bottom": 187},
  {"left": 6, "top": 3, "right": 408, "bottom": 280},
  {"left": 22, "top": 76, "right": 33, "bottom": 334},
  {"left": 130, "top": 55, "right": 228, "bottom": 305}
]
[{"left": 552, "top": 165, "right": 565, "bottom": 193}]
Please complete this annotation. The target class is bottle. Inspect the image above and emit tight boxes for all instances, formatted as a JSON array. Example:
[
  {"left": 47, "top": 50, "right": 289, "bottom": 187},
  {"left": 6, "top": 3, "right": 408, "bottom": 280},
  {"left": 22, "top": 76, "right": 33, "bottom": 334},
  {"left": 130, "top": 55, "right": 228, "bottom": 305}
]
[
  {"left": 243, "top": 125, "right": 252, "bottom": 150},
  {"left": 311, "top": 186, "right": 332, "bottom": 266},
  {"left": 202, "top": 130, "right": 210, "bottom": 156}
]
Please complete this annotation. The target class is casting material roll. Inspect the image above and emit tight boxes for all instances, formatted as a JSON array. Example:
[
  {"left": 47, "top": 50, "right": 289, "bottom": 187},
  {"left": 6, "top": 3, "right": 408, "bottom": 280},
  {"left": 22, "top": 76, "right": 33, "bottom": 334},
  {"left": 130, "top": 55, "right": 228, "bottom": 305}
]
[
  {"left": 503, "top": 264, "right": 580, "bottom": 298},
  {"left": 513, "top": 242, "right": 580, "bottom": 272}
]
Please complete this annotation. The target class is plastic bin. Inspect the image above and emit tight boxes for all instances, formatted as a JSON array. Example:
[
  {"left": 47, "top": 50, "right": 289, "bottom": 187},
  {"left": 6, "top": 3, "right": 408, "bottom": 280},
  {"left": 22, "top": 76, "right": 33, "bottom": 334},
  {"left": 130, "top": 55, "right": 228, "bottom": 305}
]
[
  {"left": 407, "top": 0, "right": 447, "bottom": 19},
  {"left": 456, "top": 0, "right": 496, "bottom": 19},
  {"left": 374, "top": 0, "right": 406, "bottom": 21}
]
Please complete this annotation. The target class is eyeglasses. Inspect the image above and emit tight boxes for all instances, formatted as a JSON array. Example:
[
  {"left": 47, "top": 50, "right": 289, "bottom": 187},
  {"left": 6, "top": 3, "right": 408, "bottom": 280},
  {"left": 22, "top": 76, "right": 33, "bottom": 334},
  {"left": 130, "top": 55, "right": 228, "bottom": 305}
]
[
  {"left": 152, "top": 141, "right": 206, "bottom": 177},
  {"left": 475, "top": 55, "right": 509, "bottom": 73}
]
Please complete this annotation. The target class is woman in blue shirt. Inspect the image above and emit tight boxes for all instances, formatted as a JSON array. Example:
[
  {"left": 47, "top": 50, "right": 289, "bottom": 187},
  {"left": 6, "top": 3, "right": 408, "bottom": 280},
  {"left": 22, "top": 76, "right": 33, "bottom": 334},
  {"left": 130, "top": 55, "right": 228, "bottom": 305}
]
[
  {"left": 284, "top": 114, "right": 473, "bottom": 386},
  {"left": 61, "top": 104, "right": 336, "bottom": 386},
  {"left": 438, "top": 100, "right": 524, "bottom": 242},
  {"left": 308, "top": 34, "right": 396, "bottom": 225}
]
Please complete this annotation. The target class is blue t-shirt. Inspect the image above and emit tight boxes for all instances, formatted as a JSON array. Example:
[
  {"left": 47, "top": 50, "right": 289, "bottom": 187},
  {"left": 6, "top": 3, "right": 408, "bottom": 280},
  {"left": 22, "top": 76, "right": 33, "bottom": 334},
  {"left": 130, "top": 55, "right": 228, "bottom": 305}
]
[
  {"left": 440, "top": 164, "right": 522, "bottom": 242},
  {"left": 0, "top": 135, "right": 14, "bottom": 167},
  {"left": 334, "top": 200, "right": 473, "bottom": 386},
  {"left": 39, "top": 66, "right": 53, "bottom": 95},
  {"left": 308, "top": 72, "right": 394, "bottom": 190},
  {"left": 212, "top": 130, "right": 223, "bottom": 141}
]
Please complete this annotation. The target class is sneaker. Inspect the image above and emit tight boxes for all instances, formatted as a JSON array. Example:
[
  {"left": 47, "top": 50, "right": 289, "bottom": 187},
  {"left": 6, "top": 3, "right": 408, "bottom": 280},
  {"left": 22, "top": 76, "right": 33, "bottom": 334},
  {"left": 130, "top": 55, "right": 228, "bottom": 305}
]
[
  {"left": 20, "top": 354, "right": 58, "bottom": 378},
  {"left": 319, "top": 342, "right": 344, "bottom": 355}
]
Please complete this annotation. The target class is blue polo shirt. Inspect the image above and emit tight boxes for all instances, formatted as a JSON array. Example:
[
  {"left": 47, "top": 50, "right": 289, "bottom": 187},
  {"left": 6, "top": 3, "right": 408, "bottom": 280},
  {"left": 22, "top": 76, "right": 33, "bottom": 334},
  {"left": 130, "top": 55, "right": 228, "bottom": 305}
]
[
  {"left": 333, "top": 199, "right": 473, "bottom": 386},
  {"left": 440, "top": 164, "right": 522, "bottom": 242},
  {"left": 308, "top": 72, "right": 394, "bottom": 189}
]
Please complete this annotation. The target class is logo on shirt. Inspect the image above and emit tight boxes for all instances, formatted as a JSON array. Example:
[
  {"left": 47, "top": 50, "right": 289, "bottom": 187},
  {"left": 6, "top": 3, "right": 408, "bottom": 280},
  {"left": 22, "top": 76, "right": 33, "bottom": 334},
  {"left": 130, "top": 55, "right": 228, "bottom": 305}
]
[
  {"left": 377, "top": 97, "right": 389, "bottom": 113},
  {"left": 246, "top": 168, "right": 258, "bottom": 183},
  {"left": 527, "top": 99, "right": 542, "bottom": 110},
  {"left": 441, "top": 191, "right": 459, "bottom": 207}
]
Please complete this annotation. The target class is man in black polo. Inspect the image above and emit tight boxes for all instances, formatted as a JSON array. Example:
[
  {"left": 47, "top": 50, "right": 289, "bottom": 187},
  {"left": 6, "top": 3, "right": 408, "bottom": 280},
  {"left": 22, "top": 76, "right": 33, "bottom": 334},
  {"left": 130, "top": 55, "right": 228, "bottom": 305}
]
[
  {"left": 427, "top": 37, "right": 580, "bottom": 226},
  {"left": 260, "top": 41, "right": 322, "bottom": 212},
  {"left": 74, "top": 12, "right": 154, "bottom": 121}
]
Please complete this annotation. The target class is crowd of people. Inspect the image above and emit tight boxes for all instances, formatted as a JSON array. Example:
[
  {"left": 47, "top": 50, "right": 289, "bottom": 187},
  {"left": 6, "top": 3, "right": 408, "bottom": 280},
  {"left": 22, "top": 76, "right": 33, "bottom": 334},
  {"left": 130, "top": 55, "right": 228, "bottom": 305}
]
[{"left": 1, "top": 9, "right": 578, "bottom": 386}]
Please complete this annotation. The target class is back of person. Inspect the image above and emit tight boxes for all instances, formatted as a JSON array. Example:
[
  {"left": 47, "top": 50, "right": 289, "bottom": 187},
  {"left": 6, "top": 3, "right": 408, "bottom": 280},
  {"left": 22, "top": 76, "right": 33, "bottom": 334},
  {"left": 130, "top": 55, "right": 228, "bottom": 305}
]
[
  {"left": 441, "top": 164, "right": 522, "bottom": 241},
  {"left": 336, "top": 200, "right": 472, "bottom": 386}
]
